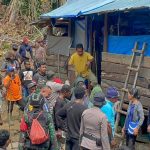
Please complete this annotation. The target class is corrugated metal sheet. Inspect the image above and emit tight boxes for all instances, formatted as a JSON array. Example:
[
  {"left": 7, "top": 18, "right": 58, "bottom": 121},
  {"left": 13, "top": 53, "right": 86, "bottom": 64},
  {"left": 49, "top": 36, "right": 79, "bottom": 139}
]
[
  {"left": 40, "top": 0, "right": 114, "bottom": 18},
  {"left": 84, "top": 0, "right": 150, "bottom": 15}
]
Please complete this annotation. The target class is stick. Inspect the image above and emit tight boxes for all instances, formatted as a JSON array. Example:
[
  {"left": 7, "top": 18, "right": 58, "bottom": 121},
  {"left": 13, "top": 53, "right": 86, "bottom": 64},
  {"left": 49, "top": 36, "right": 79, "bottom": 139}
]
[{"left": 33, "top": 25, "right": 44, "bottom": 38}]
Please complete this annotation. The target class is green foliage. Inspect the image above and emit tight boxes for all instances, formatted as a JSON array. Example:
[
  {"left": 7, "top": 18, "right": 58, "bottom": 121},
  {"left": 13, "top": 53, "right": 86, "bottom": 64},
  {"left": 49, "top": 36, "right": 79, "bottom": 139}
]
[
  {"left": 2, "top": 0, "right": 11, "bottom": 5},
  {"left": 2, "top": 42, "right": 10, "bottom": 50},
  {"left": 19, "top": 0, "right": 43, "bottom": 20},
  {"left": 19, "top": 0, "right": 30, "bottom": 16}
]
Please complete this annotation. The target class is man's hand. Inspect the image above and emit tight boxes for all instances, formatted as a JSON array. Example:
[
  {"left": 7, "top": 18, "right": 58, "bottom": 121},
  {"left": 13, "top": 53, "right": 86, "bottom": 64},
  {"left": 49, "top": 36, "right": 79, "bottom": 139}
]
[
  {"left": 56, "top": 129, "right": 62, "bottom": 139},
  {"left": 111, "top": 139, "right": 117, "bottom": 148},
  {"left": 147, "top": 125, "right": 150, "bottom": 133},
  {"left": 122, "top": 127, "right": 125, "bottom": 137},
  {"left": 86, "top": 61, "right": 91, "bottom": 68},
  {"left": 11, "top": 73, "right": 15, "bottom": 80},
  {"left": 133, "top": 128, "right": 139, "bottom": 136}
]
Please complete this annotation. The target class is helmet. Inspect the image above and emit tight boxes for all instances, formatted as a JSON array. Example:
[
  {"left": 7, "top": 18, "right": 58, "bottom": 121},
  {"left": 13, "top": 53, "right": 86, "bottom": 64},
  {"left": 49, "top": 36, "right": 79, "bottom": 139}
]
[{"left": 28, "top": 93, "right": 45, "bottom": 108}]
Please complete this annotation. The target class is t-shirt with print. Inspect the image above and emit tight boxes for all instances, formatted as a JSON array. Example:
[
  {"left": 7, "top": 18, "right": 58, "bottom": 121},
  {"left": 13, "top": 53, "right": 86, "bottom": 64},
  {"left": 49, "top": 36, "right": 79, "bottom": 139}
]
[{"left": 19, "top": 69, "right": 35, "bottom": 87}]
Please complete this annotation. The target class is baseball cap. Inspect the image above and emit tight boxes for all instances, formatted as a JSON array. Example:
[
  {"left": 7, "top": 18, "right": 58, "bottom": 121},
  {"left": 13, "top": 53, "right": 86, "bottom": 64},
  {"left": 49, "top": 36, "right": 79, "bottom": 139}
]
[
  {"left": 7, "top": 66, "right": 14, "bottom": 72},
  {"left": 93, "top": 93, "right": 106, "bottom": 107},
  {"left": 106, "top": 87, "right": 119, "bottom": 99}
]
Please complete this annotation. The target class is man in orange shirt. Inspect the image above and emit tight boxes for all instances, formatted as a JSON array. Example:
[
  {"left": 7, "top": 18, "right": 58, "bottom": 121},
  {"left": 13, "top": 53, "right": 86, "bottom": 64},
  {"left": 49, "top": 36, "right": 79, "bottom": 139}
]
[{"left": 3, "top": 66, "right": 23, "bottom": 118}]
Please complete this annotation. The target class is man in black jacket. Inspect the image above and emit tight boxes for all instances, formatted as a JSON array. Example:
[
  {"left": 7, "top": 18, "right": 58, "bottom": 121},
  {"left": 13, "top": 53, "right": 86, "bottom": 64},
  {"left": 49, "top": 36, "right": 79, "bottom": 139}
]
[
  {"left": 56, "top": 86, "right": 87, "bottom": 150},
  {"left": 54, "top": 84, "right": 71, "bottom": 131}
]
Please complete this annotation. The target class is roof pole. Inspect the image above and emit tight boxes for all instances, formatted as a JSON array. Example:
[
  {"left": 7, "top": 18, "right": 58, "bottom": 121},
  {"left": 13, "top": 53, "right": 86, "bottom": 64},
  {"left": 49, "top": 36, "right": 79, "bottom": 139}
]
[
  {"left": 117, "top": 13, "right": 120, "bottom": 36},
  {"left": 103, "top": 13, "right": 108, "bottom": 52}
]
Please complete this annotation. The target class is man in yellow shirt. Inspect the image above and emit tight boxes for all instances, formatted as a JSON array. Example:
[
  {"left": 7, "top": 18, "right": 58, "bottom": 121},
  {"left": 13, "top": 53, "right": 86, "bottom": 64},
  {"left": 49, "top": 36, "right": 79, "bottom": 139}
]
[{"left": 68, "top": 43, "right": 97, "bottom": 84}]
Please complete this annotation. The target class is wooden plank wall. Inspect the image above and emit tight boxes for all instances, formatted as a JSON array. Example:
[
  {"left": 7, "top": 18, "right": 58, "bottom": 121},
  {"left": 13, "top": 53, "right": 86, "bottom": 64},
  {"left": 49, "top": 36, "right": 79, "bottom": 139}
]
[
  {"left": 101, "top": 52, "right": 150, "bottom": 108},
  {"left": 46, "top": 48, "right": 75, "bottom": 82}
]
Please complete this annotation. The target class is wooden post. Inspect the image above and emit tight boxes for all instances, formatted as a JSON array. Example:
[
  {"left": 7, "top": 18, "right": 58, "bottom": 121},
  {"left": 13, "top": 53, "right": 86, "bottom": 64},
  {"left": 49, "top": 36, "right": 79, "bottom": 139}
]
[
  {"left": 103, "top": 13, "right": 108, "bottom": 52},
  {"left": 68, "top": 19, "right": 72, "bottom": 37},
  {"left": 48, "top": 20, "right": 53, "bottom": 36},
  {"left": 89, "top": 16, "right": 93, "bottom": 52},
  {"left": 85, "top": 16, "right": 88, "bottom": 51}
]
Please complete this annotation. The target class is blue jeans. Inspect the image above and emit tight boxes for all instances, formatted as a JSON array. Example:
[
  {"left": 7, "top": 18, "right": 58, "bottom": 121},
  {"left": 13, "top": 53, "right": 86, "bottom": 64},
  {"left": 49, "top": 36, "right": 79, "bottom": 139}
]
[{"left": 23, "top": 86, "right": 29, "bottom": 98}]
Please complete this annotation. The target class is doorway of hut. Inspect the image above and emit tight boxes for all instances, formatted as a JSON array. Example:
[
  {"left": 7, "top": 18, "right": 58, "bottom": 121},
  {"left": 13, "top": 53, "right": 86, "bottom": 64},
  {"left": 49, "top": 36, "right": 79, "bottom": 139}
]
[{"left": 90, "top": 15, "right": 104, "bottom": 84}]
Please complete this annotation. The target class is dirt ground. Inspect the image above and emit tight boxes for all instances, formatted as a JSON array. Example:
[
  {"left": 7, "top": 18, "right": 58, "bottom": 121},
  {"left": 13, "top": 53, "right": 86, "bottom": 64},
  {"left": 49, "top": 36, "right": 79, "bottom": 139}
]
[
  {"left": 115, "top": 137, "right": 150, "bottom": 150},
  {"left": 0, "top": 101, "right": 150, "bottom": 150},
  {"left": 0, "top": 101, "right": 22, "bottom": 149}
]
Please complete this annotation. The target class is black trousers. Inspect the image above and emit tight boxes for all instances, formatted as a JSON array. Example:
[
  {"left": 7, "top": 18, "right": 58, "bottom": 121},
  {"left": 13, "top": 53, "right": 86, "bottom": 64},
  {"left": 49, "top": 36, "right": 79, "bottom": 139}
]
[
  {"left": 126, "top": 133, "right": 136, "bottom": 150},
  {"left": 65, "top": 138, "right": 80, "bottom": 150},
  {"left": 8, "top": 100, "right": 25, "bottom": 113}
]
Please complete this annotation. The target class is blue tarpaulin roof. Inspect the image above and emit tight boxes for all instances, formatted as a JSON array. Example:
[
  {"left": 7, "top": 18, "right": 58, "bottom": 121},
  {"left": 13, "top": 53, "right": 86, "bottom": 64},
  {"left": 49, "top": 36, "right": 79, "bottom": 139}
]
[
  {"left": 41, "top": 0, "right": 114, "bottom": 18},
  {"left": 85, "top": 0, "right": 150, "bottom": 15},
  {"left": 41, "top": 0, "right": 150, "bottom": 18}
]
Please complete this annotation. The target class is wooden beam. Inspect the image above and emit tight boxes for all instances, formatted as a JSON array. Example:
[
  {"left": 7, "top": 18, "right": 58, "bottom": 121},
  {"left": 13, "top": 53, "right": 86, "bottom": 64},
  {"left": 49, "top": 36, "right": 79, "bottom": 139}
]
[
  {"left": 101, "top": 72, "right": 150, "bottom": 88},
  {"left": 103, "top": 14, "right": 108, "bottom": 52},
  {"left": 102, "top": 79, "right": 150, "bottom": 97},
  {"left": 68, "top": 19, "right": 71, "bottom": 37},
  {"left": 101, "top": 61, "right": 150, "bottom": 79},
  {"left": 102, "top": 52, "right": 150, "bottom": 69}
]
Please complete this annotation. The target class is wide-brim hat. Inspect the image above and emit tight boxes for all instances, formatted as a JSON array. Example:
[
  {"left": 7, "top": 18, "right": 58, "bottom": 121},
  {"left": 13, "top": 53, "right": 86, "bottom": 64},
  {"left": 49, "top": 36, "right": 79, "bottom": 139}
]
[{"left": 93, "top": 93, "right": 106, "bottom": 107}]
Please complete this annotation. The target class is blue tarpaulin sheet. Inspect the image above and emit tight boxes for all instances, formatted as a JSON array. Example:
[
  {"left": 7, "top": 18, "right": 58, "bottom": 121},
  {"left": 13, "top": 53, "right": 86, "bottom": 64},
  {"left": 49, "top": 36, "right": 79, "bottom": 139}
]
[
  {"left": 85, "top": 0, "right": 150, "bottom": 15},
  {"left": 108, "top": 35, "right": 150, "bottom": 56},
  {"left": 41, "top": 0, "right": 114, "bottom": 18}
]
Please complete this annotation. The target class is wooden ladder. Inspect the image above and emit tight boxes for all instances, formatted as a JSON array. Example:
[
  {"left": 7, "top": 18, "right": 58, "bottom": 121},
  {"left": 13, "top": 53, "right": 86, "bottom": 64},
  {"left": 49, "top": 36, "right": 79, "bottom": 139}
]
[{"left": 115, "top": 42, "right": 147, "bottom": 136}]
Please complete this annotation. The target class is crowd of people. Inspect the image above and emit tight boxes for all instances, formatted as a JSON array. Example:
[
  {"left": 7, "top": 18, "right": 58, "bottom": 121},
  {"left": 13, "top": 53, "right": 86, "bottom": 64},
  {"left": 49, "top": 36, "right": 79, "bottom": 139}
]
[{"left": 0, "top": 39, "right": 150, "bottom": 150}]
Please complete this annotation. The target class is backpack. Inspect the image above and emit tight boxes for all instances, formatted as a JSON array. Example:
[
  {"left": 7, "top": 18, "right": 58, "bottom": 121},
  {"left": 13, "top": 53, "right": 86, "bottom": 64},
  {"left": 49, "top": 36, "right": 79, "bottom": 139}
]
[
  {"left": 28, "top": 111, "right": 49, "bottom": 145},
  {"left": 20, "top": 116, "right": 28, "bottom": 132}
]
